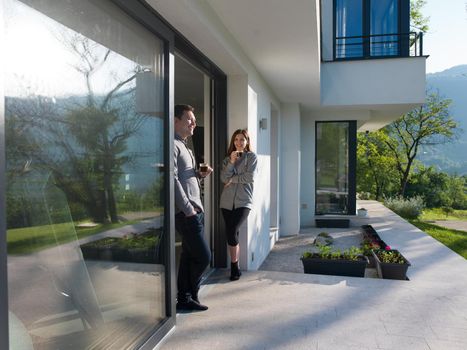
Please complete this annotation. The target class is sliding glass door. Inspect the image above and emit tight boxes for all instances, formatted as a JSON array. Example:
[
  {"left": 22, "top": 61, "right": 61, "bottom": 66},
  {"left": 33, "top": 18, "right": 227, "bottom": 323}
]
[{"left": 3, "top": 0, "right": 170, "bottom": 348}]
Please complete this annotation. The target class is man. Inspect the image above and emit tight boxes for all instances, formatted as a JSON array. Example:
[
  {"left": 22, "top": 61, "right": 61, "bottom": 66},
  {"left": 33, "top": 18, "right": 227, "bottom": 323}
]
[{"left": 174, "top": 104, "right": 212, "bottom": 311}]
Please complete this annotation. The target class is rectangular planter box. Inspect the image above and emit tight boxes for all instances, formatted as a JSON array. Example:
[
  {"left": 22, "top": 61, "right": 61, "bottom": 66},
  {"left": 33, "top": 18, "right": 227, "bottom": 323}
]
[
  {"left": 315, "top": 219, "right": 350, "bottom": 228},
  {"left": 81, "top": 245, "right": 158, "bottom": 264},
  {"left": 301, "top": 256, "right": 368, "bottom": 277},
  {"left": 372, "top": 249, "right": 411, "bottom": 280}
]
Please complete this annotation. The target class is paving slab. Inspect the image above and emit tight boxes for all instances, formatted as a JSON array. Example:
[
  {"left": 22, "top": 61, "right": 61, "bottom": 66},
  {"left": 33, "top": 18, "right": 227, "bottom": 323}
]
[{"left": 158, "top": 200, "right": 467, "bottom": 350}]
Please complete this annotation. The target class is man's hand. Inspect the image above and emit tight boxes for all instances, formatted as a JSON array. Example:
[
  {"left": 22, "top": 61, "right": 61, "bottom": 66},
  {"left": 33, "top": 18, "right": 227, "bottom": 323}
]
[
  {"left": 199, "top": 165, "right": 213, "bottom": 178},
  {"left": 186, "top": 208, "right": 201, "bottom": 217}
]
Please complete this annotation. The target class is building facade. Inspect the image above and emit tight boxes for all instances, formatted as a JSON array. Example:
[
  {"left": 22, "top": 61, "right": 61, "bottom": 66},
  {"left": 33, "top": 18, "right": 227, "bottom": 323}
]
[{"left": 0, "top": 0, "right": 425, "bottom": 348}]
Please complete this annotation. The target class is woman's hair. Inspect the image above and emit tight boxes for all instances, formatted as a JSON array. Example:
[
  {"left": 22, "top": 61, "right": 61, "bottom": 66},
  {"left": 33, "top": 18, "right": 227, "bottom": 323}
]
[{"left": 227, "top": 129, "right": 252, "bottom": 155}]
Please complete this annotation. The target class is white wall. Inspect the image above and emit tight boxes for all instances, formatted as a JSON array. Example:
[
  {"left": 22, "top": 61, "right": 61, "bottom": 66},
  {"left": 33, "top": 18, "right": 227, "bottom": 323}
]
[
  {"left": 149, "top": 0, "right": 284, "bottom": 270},
  {"left": 300, "top": 114, "right": 316, "bottom": 227},
  {"left": 321, "top": 57, "right": 426, "bottom": 107},
  {"left": 279, "top": 103, "right": 301, "bottom": 236},
  {"left": 223, "top": 57, "right": 280, "bottom": 271},
  {"left": 320, "top": 0, "right": 333, "bottom": 61}
]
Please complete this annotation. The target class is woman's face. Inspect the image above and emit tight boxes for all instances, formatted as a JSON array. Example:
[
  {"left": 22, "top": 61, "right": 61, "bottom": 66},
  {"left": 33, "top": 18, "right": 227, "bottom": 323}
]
[{"left": 234, "top": 133, "right": 248, "bottom": 151}]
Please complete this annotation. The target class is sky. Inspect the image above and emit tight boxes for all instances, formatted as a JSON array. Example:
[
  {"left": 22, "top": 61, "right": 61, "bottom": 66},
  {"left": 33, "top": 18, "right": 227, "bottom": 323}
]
[{"left": 423, "top": 0, "right": 467, "bottom": 73}]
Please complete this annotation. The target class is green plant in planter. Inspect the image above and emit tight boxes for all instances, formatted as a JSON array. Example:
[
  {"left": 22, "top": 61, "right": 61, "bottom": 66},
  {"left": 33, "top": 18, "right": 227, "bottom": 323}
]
[
  {"left": 361, "top": 240, "right": 381, "bottom": 256},
  {"left": 302, "top": 245, "right": 363, "bottom": 261},
  {"left": 343, "top": 246, "right": 363, "bottom": 261},
  {"left": 301, "top": 245, "right": 367, "bottom": 277},
  {"left": 376, "top": 250, "right": 406, "bottom": 264}
]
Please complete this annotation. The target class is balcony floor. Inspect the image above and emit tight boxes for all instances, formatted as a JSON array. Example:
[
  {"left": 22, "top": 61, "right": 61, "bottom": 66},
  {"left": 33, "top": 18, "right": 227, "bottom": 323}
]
[{"left": 159, "top": 200, "right": 467, "bottom": 350}]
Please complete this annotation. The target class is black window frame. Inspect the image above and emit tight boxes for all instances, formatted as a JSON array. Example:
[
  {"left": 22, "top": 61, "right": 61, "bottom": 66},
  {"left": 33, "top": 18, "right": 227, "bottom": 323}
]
[
  {"left": 333, "top": 0, "right": 410, "bottom": 60},
  {"left": 314, "top": 120, "right": 357, "bottom": 216}
]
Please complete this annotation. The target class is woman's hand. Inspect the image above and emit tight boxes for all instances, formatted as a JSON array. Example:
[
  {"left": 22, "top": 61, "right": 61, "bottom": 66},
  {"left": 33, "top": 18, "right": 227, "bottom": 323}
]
[
  {"left": 229, "top": 151, "right": 238, "bottom": 164},
  {"left": 224, "top": 179, "right": 233, "bottom": 188}
]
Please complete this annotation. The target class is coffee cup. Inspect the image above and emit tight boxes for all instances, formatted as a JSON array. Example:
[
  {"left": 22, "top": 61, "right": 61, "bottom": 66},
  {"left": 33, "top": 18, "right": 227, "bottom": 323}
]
[
  {"left": 199, "top": 163, "right": 209, "bottom": 172},
  {"left": 236, "top": 151, "right": 243, "bottom": 158}
]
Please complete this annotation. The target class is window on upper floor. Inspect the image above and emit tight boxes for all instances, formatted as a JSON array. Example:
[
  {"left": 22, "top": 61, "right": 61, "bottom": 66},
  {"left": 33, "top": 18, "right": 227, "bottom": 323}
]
[{"left": 335, "top": 0, "right": 410, "bottom": 59}]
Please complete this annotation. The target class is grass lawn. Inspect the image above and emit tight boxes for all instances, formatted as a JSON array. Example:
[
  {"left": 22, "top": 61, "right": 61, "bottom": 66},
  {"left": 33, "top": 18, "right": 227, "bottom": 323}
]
[
  {"left": 410, "top": 219, "right": 467, "bottom": 259},
  {"left": 7, "top": 220, "right": 139, "bottom": 255},
  {"left": 420, "top": 208, "right": 467, "bottom": 221}
]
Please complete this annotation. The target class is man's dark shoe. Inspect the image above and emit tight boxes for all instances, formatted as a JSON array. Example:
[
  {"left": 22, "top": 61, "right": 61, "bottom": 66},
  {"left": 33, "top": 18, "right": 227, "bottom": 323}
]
[{"left": 176, "top": 299, "right": 208, "bottom": 311}]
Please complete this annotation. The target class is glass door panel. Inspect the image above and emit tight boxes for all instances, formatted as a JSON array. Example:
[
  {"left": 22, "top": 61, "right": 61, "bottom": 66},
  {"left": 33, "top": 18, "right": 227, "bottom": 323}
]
[
  {"left": 335, "top": 0, "right": 363, "bottom": 58},
  {"left": 174, "top": 54, "right": 212, "bottom": 271},
  {"left": 315, "top": 122, "right": 350, "bottom": 215},
  {"left": 4, "top": 0, "right": 167, "bottom": 348},
  {"left": 370, "top": 0, "right": 399, "bottom": 56}
]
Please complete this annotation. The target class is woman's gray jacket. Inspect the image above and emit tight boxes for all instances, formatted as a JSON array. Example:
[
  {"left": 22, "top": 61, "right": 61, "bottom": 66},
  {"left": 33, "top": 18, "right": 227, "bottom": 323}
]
[{"left": 219, "top": 151, "right": 258, "bottom": 210}]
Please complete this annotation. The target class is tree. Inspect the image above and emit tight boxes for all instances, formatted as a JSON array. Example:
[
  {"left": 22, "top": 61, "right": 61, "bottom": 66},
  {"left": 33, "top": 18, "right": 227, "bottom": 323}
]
[
  {"left": 384, "top": 92, "right": 457, "bottom": 196},
  {"left": 6, "top": 33, "right": 144, "bottom": 224},
  {"left": 410, "top": 0, "right": 429, "bottom": 32},
  {"left": 357, "top": 131, "right": 399, "bottom": 200}
]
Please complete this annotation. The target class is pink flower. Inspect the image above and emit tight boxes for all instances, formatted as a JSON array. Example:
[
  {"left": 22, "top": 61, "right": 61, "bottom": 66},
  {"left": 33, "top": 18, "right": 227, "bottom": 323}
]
[{"left": 385, "top": 245, "right": 391, "bottom": 250}]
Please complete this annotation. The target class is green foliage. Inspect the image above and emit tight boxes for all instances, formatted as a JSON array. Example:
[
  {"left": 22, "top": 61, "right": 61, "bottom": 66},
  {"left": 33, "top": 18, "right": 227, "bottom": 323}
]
[
  {"left": 82, "top": 229, "right": 160, "bottom": 249},
  {"left": 383, "top": 92, "right": 456, "bottom": 196},
  {"left": 410, "top": 0, "right": 429, "bottom": 32},
  {"left": 361, "top": 239, "right": 382, "bottom": 256},
  {"left": 302, "top": 245, "right": 363, "bottom": 261},
  {"left": 357, "top": 131, "right": 399, "bottom": 200},
  {"left": 375, "top": 250, "right": 407, "bottom": 264},
  {"left": 317, "top": 244, "right": 332, "bottom": 259},
  {"left": 7, "top": 220, "right": 139, "bottom": 254},
  {"left": 342, "top": 246, "right": 363, "bottom": 261},
  {"left": 441, "top": 206, "right": 454, "bottom": 218},
  {"left": 420, "top": 208, "right": 467, "bottom": 221},
  {"left": 406, "top": 166, "right": 467, "bottom": 209},
  {"left": 409, "top": 220, "right": 467, "bottom": 259},
  {"left": 358, "top": 92, "right": 457, "bottom": 200},
  {"left": 384, "top": 196, "right": 425, "bottom": 219}
]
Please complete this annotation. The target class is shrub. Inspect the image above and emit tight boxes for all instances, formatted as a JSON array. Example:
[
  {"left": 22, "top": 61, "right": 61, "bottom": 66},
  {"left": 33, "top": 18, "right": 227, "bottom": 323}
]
[{"left": 384, "top": 196, "right": 424, "bottom": 219}]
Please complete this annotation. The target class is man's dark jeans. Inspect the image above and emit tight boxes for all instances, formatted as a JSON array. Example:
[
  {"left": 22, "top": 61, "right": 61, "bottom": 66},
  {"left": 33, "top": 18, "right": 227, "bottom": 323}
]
[{"left": 175, "top": 212, "right": 211, "bottom": 302}]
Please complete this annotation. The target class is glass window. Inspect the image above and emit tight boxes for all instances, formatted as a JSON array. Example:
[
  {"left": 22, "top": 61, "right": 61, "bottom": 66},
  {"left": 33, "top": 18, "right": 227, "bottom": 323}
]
[
  {"left": 316, "top": 122, "right": 350, "bottom": 215},
  {"left": 370, "top": 0, "right": 399, "bottom": 56},
  {"left": 335, "top": 0, "right": 364, "bottom": 58},
  {"left": 335, "top": 0, "right": 400, "bottom": 58},
  {"left": 4, "top": 0, "right": 167, "bottom": 348}
]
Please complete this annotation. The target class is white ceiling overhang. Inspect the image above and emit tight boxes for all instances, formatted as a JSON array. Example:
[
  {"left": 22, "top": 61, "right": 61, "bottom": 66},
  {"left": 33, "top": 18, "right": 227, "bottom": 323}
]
[{"left": 147, "top": 0, "right": 321, "bottom": 109}]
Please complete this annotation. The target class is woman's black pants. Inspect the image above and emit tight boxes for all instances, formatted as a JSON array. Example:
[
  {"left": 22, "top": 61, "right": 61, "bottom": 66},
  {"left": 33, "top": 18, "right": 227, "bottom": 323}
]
[{"left": 221, "top": 207, "right": 251, "bottom": 246}]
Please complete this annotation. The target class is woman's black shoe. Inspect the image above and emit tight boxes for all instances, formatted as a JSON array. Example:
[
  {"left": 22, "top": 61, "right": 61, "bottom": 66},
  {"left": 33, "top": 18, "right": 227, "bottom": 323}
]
[{"left": 230, "top": 261, "right": 242, "bottom": 281}]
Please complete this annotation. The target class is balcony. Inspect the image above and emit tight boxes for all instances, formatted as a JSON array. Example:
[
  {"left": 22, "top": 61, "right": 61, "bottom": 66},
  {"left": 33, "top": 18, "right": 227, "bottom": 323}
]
[
  {"left": 333, "top": 32, "right": 424, "bottom": 61},
  {"left": 319, "top": 32, "right": 426, "bottom": 124}
]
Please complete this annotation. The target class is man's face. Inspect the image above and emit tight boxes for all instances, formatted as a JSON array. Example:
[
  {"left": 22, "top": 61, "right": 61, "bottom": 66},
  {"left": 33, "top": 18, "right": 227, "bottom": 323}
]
[{"left": 175, "top": 110, "right": 196, "bottom": 139}]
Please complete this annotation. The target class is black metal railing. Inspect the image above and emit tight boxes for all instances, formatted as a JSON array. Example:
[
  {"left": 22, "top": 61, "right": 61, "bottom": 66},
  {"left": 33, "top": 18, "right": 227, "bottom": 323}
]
[{"left": 334, "top": 32, "right": 423, "bottom": 60}]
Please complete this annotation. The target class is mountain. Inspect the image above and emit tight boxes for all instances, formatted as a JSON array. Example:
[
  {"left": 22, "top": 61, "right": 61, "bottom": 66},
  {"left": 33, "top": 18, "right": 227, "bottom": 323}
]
[{"left": 419, "top": 65, "right": 467, "bottom": 175}]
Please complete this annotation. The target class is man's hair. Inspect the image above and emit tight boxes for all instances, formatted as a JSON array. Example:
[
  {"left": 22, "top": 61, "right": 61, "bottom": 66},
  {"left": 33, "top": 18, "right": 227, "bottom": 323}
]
[{"left": 174, "top": 104, "right": 194, "bottom": 119}]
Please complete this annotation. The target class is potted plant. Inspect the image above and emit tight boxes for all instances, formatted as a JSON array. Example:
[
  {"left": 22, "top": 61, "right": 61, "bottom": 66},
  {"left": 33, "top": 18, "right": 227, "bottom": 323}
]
[
  {"left": 301, "top": 245, "right": 368, "bottom": 277},
  {"left": 372, "top": 249, "right": 411, "bottom": 280},
  {"left": 361, "top": 239, "right": 382, "bottom": 268}
]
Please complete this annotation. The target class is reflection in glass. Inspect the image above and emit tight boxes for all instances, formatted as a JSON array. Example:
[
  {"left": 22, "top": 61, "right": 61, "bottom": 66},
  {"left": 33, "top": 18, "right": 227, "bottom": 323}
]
[
  {"left": 5, "top": 0, "right": 166, "bottom": 348},
  {"left": 370, "top": 0, "right": 399, "bottom": 56},
  {"left": 316, "top": 122, "right": 350, "bottom": 215},
  {"left": 335, "top": 0, "right": 363, "bottom": 58}
]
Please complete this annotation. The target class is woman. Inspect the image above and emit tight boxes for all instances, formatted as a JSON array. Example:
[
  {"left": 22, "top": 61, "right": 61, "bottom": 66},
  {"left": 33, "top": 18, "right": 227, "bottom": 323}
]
[{"left": 220, "top": 129, "right": 258, "bottom": 281}]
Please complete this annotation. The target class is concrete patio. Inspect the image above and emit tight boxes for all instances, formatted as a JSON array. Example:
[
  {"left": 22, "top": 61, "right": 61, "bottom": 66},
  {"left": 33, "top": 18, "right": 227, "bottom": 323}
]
[{"left": 158, "top": 200, "right": 467, "bottom": 350}]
